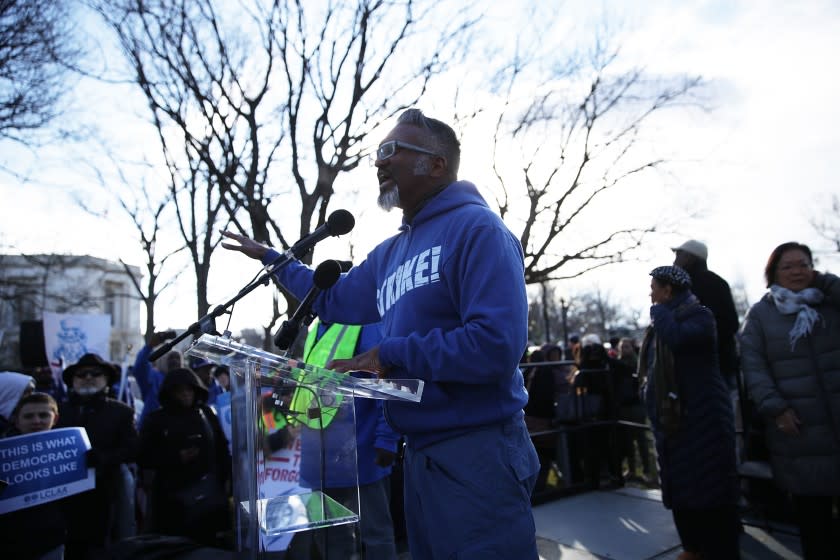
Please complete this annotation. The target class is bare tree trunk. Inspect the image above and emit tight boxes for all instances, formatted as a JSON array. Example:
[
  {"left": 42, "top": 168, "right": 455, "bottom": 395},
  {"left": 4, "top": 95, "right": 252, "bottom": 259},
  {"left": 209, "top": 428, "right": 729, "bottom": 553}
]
[
  {"left": 541, "top": 282, "right": 551, "bottom": 344},
  {"left": 470, "top": 29, "right": 704, "bottom": 285},
  {"left": 92, "top": 0, "right": 478, "bottom": 328}
]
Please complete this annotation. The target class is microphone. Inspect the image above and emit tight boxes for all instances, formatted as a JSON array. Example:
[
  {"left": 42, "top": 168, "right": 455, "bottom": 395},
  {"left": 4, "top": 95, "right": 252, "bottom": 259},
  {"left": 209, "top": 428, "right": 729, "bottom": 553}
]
[
  {"left": 150, "top": 212, "right": 353, "bottom": 363},
  {"left": 290, "top": 209, "right": 355, "bottom": 259},
  {"left": 274, "top": 259, "right": 343, "bottom": 351},
  {"left": 262, "top": 209, "right": 354, "bottom": 274}
]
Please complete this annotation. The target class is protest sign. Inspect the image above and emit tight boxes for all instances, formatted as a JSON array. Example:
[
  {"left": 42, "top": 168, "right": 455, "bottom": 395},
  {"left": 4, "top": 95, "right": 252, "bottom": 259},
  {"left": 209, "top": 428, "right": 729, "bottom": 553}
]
[
  {"left": 213, "top": 391, "right": 233, "bottom": 455},
  {"left": 42, "top": 312, "right": 111, "bottom": 367},
  {"left": 259, "top": 389, "right": 302, "bottom": 551},
  {"left": 0, "top": 427, "right": 94, "bottom": 514}
]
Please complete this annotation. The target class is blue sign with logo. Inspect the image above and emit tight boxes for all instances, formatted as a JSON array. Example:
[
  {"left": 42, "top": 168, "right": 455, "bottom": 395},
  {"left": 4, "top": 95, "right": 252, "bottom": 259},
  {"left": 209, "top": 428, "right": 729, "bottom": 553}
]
[
  {"left": 0, "top": 427, "right": 94, "bottom": 513},
  {"left": 213, "top": 391, "right": 232, "bottom": 455}
]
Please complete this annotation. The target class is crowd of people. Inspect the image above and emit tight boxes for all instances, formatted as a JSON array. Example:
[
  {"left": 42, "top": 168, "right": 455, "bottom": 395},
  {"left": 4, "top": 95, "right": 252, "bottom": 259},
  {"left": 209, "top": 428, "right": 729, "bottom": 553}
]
[
  {"left": 517, "top": 240, "right": 840, "bottom": 560},
  {"left": 1, "top": 106, "right": 838, "bottom": 560},
  {"left": 0, "top": 345, "right": 234, "bottom": 559},
  {"left": 521, "top": 333, "right": 655, "bottom": 495}
]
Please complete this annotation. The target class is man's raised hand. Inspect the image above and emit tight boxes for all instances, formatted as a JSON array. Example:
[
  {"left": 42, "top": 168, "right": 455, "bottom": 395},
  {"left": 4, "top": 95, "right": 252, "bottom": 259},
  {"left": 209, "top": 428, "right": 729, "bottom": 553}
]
[{"left": 221, "top": 231, "right": 270, "bottom": 261}]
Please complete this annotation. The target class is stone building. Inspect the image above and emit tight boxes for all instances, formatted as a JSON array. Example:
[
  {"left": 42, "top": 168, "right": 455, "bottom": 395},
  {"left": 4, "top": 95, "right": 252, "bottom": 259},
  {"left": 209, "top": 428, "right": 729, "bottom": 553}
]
[{"left": 0, "top": 254, "right": 142, "bottom": 368}]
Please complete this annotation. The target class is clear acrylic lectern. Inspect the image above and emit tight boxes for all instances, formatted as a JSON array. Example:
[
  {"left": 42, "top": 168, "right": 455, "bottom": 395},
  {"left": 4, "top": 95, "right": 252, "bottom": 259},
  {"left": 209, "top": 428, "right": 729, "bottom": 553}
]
[{"left": 187, "top": 334, "right": 423, "bottom": 558}]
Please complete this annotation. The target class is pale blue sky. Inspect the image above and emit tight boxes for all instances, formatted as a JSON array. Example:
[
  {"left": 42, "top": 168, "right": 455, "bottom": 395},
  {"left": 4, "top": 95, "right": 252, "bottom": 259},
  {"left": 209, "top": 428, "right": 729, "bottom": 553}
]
[{"left": 2, "top": 0, "right": 839, "bottom": 333}]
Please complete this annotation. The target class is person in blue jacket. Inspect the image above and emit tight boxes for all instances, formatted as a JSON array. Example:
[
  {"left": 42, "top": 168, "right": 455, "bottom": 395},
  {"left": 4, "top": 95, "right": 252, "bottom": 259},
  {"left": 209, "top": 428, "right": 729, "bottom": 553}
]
[
  {"left": 132, "top": 332, "right": 183, "bottom": 428},
  {"left": 223, "top": 108, "right": 540, "bottom": 559}
]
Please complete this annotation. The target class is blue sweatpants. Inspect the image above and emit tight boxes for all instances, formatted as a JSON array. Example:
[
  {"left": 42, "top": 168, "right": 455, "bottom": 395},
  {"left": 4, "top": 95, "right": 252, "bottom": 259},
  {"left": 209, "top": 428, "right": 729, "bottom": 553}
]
[{"left": 403, "top": 415, "right": 540, "bottom": 559}]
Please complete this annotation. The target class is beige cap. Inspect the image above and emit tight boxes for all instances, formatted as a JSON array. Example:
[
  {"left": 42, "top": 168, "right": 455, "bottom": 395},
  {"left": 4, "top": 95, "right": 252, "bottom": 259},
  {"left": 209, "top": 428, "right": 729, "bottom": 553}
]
[{"left": 672, "top": 239, "right": 708, "bottom": 261}]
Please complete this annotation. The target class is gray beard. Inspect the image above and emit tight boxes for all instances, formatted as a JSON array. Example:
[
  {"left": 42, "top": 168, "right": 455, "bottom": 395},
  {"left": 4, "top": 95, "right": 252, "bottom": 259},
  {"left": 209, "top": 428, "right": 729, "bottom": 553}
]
[
  {"left": 378, "top": 159, "right": 431, "bottom": 211},
  {"left": 377, "top": 187, "right": 400, "bottom": 211}
]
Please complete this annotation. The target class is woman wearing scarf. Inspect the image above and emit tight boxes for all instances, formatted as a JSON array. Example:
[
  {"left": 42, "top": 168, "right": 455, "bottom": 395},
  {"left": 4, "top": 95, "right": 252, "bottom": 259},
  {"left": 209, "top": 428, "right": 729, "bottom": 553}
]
[
  {"left": 640, "top": 265, "right": 739, "bottom": 560},
  {"left": 740, "top": 242, "right": 840, "bottom": 559}
]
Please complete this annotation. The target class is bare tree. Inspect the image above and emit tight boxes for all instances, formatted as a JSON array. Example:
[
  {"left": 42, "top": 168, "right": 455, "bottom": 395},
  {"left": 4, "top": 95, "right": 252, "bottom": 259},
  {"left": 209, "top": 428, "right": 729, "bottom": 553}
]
[
  {"left": 0, "top": 0, "right": 83, "bottom": 145},
  {"left": 527, "top": 283, "right": 641, "bottom": 348},
  {"left": 75, "top": 149, "right": 188, "bottom": 341},
  {"left": 91, "top": 0, "right": 477, "bottom": 326},
  {"left": 527, "top": 282, "right": 563, "bottom": 345},
  {"left": 563, "top": 287, "right": 643, "bottom": 344},
  {"left": 267, "top": 0, "right": 476, "bottom": 245},
  {"left": 811, "top": 193, "right": 840, "bottom": 255},
  {"left": 729, "top": 279, "right": 753, "bottom": 323},
  {"left": 115, "top": 188, "right": 185, "bottom": 342},
  {"left": 471, "top": 33, "right": 704, "bottom": 285},
  {"left": 91, "top": 0, "right": 274, "bottom": 317}
]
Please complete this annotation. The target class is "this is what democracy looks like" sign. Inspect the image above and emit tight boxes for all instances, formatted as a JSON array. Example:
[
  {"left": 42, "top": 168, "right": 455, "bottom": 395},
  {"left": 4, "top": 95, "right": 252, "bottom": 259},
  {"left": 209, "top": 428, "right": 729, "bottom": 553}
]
[{"left": 0, "top": 427, "right": 94, "bottom": 513}]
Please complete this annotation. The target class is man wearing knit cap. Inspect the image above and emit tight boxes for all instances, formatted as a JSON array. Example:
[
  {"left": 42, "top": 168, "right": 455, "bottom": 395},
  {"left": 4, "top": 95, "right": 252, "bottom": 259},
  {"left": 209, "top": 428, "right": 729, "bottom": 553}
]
[{"left": 672, "top": 239, "right": 740, "bottom": 388}]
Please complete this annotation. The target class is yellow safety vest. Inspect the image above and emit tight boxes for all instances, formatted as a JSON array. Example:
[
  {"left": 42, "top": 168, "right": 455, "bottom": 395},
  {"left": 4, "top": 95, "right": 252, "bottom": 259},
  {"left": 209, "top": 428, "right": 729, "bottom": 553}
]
[{"left": 287, "top": 321, "right": 361, "bottom": 429}]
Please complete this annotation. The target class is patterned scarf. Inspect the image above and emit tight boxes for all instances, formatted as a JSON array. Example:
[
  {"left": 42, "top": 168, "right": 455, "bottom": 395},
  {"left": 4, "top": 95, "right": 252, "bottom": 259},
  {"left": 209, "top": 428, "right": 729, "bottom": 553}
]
[
  {"left": 769, "top": 285, "right": 824, "bottom": 350},
  {"left": 638, "top": 292, "right": 701, "bottom": 437},
  {"left": 638, "top": 325, "right": 680, "bottom": 436}
]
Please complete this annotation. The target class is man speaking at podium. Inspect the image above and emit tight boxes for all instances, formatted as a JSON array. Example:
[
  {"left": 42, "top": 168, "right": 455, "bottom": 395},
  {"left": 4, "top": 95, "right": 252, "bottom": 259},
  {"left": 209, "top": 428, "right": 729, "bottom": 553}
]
[{"left": 223, "top": 108, "right": 540, "bottom": 559}]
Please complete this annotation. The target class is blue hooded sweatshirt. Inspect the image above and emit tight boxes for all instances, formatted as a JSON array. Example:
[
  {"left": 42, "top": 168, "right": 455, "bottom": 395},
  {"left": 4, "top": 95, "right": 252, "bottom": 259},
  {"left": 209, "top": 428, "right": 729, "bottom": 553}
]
[
  {"left": 132, "top": 344, "right": 164, "bottom": 428},
  {"left": 263, "top": 181, "right": 530, "bottom": 449}
]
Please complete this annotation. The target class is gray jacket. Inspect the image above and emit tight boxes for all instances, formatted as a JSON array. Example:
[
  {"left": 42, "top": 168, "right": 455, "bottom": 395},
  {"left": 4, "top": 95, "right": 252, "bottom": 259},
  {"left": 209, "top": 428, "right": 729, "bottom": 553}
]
[{"left": 740, "top": 271, "right": 840, "bottom": 495}]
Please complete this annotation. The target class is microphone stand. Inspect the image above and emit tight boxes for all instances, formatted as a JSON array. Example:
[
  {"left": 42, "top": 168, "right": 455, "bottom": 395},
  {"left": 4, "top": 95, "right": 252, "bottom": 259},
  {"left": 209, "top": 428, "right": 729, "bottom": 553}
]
[
  {"left": 147, "top": 252, "right": 295, "bottom": 362},
  {"left": 150, "top": 209, "right": 355, "bottom": 361}
]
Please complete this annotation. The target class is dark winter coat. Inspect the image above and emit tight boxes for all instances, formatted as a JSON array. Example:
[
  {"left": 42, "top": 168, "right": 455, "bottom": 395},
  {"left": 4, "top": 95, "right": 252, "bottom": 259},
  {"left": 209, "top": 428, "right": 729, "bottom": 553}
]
[
  {"left": 740, "top": 271, "right": 840, "bottom": 495},
  {"left": 574, "top": 345, "right": 622, "bottom": 421},
  {"left": 138, "top": 368, "right": 230, "bottom": 541},
  {"left": 57, "top": 391, "right": 138, "bottom": 545},
  {"left": 683, "top": 261, "right": 740, "bottom": 380},
  {"left": 0, "top": 500, "right": 68, "bottom": 558},
  {"left": 0, "top": 430, "right": 69, "bottom": 559},
  {"left": 524, "top": 350, "right": 555, "bottom": 419},
  {"left": 643, "top": 291, "right": 738, "bottom": 510}
]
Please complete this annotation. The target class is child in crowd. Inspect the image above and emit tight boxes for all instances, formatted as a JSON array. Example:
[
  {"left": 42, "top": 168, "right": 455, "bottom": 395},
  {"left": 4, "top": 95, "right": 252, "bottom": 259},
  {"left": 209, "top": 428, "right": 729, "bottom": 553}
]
[{"left": 1, "top": 392, "right": 68, "bottom": 560}]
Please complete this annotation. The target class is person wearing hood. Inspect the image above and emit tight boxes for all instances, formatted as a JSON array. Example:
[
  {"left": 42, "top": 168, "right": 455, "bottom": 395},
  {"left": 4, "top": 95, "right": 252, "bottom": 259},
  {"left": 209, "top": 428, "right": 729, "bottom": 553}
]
[
  {"left": 56, "top": 353, "right": 138, "bottom": 560},
  {"left": 138, "top": 367, "right": 231, "bottom": 547},
  {"left": 0, "top": 371, "right": 35, "bottom": 435},
  {"left": 222, "top": 108, "right": 540, "bottom": 559},
  {"left": 189, "top": 357, "right": 224, "bottom": 406},
  {"left": 640, "top": 266, "right": 739, "bottom": 560}
]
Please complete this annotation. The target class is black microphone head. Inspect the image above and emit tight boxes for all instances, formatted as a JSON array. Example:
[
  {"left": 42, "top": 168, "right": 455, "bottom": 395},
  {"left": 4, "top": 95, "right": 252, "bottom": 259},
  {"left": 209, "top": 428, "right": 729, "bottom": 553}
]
[
  {"left": 326, "top": 209, "right": 355, "bottom": 236},
  {"left": 312, "top": 259, "right": 342, "bottom": 290}
]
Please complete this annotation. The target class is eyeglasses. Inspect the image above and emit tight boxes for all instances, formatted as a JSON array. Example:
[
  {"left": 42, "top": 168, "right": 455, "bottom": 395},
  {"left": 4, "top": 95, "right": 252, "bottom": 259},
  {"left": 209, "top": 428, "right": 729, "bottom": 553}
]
[
  {"left": 778, "top": 262, "right": 813, "bottom": 272},
  {"left": 74, "top": 369, "right": 105, "bottom": 379},
  {"left": 376, "top": 140, "right": 439, "bottom": 161}
]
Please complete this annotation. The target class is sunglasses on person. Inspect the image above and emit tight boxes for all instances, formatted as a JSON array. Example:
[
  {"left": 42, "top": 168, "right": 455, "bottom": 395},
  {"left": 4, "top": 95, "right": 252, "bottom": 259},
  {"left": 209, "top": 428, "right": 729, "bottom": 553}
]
[
  {"left": 376, "top": 140, "right": 439, "bottom": 161},
  {"left": 74, "top": 369, "right": 106, "bottom": 379}
]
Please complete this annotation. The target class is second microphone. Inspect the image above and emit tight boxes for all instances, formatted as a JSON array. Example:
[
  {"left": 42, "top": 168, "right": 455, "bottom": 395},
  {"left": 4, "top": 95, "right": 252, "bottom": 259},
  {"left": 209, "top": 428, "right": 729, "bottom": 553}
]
[{"left": 274, "top": 259, "right": 343, "bottom": 351}]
